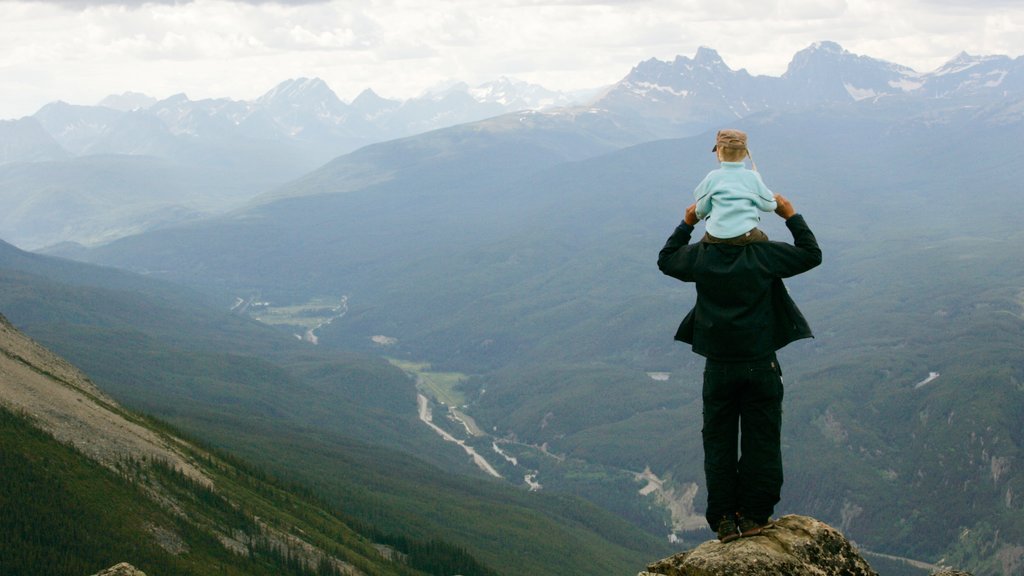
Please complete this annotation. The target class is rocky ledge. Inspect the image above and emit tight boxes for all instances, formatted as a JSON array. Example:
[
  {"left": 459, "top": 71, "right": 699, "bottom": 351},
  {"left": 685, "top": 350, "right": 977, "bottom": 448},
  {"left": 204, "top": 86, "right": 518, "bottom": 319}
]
[
  {"left": 639, "top": 515, "right": 975, "bottom": 576},
  {"left": 90, "top": 563, "right": 147, "bottom": 576}
]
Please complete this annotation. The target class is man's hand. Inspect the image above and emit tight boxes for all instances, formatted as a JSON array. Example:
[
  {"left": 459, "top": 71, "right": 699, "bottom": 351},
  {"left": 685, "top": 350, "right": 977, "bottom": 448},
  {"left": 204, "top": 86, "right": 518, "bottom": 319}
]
[
  {"left": 684, "top": 203, "right": 699, "bottom": 226},
  {"left": 774, "top": 194, "right": 796, "bottom": 220}
]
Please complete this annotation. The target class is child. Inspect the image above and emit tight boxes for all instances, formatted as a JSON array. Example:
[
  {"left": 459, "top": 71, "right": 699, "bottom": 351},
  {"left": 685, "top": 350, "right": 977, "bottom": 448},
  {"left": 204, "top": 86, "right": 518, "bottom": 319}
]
[{"left": 693, "top": 129, "right": 776, "bottom": 245}]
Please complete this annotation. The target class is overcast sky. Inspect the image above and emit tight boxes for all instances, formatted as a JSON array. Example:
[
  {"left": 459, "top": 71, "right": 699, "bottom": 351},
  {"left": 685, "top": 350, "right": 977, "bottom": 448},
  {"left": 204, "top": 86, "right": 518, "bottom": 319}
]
[{"left": 1, "top": 0, "right": 1022, "bottom": 120}]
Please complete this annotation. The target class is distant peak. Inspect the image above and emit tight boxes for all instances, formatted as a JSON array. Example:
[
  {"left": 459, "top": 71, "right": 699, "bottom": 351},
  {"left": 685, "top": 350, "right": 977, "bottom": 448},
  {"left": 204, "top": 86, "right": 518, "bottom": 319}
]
[
  {"left": 260, "top": 77, "right": 341, "bottom": 105},
  {"left": 808, "top": 40, "right": 845, "bottom": 53},
  {"left": 351, "top": 88, "right": 399, "bottom": 109},
  {"left": 481, "top": 75, "right": 522, "bottom": 86},
  {"left": 934, "top": 51, "right": 1007, "bottom": 75},
  {"left": 97, "top": 91, "right": 157, "bottom": 112},
  {"left": 694, "top": 46, "right": 723, "bottom": 63},
  {"left": 353, "top": 87, "right": 381, "bottom": 101},
  {"left": 785, "top": 41, "right": 856, "bottom": 76},
  {"left": 163, "top": 93, "right": 191, "bottom": 104},
  {"left": 791, "top": 41, "right": 850, "bottom": 62},
  {"left": 421, "top": 80, "right": 471, "bottom": 98}
]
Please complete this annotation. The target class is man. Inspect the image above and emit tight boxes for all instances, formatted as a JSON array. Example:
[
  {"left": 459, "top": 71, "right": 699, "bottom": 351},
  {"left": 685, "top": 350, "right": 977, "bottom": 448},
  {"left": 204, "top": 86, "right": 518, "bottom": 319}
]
[{"left": 657, "top": 194, "right": 821, "bottom": 543}]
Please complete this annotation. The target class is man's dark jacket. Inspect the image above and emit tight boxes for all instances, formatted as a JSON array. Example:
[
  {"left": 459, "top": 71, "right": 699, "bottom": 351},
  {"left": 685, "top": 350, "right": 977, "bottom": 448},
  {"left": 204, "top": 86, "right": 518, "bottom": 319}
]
[{"left": 657, "top": 214, "right": 822, "bottom": 361}]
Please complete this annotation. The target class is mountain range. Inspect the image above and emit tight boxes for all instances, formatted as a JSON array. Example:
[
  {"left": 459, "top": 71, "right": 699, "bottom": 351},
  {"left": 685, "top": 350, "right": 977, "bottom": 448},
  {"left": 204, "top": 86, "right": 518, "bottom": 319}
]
[{"left": 2, "top": 41, "right": 1023, "bottom": 250}]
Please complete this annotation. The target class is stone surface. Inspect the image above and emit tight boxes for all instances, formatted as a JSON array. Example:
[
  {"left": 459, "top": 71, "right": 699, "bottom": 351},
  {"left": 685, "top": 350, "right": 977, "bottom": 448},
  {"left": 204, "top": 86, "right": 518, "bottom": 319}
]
[
  {"left": 641, "top": 515, "right": 878, "bottom": 576},
  {"left": 91, "top": 563, "right": 147, "bottom": 576}
]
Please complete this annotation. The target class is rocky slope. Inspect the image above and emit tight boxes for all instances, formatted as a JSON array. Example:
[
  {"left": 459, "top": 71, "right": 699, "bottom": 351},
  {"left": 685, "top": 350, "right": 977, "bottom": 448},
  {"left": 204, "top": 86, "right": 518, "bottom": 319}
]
[{"left": 0, "top": 312, "right": 209, "bottom": 482}]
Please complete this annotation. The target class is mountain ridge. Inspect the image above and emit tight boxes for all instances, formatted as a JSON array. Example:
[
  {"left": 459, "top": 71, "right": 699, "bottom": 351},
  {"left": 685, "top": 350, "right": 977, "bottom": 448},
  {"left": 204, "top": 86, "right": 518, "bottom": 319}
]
[{"left": 4, "top": 41, "right": 1023, "bottom": 250}]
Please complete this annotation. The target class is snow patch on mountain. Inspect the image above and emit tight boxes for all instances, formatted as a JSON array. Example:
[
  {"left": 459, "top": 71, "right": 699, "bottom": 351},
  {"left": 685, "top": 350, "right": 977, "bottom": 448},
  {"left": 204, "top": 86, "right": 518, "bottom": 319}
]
[{"left": 844, "top": 83, "right": 878, "bottom": 101}]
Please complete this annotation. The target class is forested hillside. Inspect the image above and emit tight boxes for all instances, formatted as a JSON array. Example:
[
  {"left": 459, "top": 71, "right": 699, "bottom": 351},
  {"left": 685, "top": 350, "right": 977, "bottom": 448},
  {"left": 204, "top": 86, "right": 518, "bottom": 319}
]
[
  {"left": 0, "top": 243, "right": 671, "bottom": 576},
  {"left": 0, "top": 313, "right": 497, "bottom": 576}
]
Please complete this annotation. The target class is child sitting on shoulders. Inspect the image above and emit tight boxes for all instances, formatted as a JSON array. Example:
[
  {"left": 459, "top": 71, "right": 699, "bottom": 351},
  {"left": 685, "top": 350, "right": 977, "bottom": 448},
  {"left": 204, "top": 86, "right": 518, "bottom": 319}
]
[{"left": 694, "top": 129, "right": 776, "bottom": 245}]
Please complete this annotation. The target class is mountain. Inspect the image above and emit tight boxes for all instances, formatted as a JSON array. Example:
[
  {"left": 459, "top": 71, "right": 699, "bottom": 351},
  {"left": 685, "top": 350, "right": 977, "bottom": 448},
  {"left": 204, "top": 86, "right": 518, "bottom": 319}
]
[
  {"left": 0, "top": 116, "right": 69, "bottom": 164},
  {"left": 98, "top": 91, "right": 159, "bottom": 111},
  {"left": 471, "top": 76, "right": 578, "bottom": 110},
  {"left": 350, "top": 88, "right": 401, "bottom": 118},
  {"left": 25, "top": 76, "right": 588, "bottom": 168},
  {"left": 920, "top": 52, "right": 1024, "bottom": 99},
  {"left": 0, "top": 77, "right": 599, "bottom": 250},
  {"left": 593, "top": 47, "right": 779, "bottom": 134},
  {"left": 591, "top": 41, "right": 1024, "bottom": 138},
  {"left": 0, "top": 154, "right": 210, "bottom": 249},
  {"left": 780, "top": 41, "right": 920, "bottom": 104},
  {"left": 32, "top": 100, "right": 192, "bottom": 158},
  {"left": 0, "top": 312, "right": 488, "bottom": 576}
]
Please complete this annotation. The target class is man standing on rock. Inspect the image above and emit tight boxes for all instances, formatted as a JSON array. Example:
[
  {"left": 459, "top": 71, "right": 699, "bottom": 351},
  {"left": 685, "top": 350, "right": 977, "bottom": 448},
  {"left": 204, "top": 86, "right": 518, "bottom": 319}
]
[{"left": 657, "top": 193, "right": 821, "bottom": 543}]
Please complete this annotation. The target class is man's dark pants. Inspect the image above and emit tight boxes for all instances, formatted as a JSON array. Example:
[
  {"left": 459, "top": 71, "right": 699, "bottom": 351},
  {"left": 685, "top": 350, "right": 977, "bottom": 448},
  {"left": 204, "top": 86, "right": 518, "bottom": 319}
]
[{"left": 702, "top": 353, "right": 784, "bottom": 529}]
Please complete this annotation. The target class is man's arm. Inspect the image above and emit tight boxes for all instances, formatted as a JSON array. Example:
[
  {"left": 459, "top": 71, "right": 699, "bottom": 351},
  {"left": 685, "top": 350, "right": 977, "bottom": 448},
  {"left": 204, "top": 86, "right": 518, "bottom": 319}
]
[
  {"left": 657, "top": 204, "right": 699, "bottom": 281},
  {"left": 768, "top": 195, "right": 822, "bottom": 277}
]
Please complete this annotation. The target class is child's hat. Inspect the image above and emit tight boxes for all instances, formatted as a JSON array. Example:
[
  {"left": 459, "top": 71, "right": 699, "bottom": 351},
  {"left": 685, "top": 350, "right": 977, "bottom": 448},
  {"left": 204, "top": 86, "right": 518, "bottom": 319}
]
[{"left": 712, "top": 129, "right": 747, "bottom": 151}]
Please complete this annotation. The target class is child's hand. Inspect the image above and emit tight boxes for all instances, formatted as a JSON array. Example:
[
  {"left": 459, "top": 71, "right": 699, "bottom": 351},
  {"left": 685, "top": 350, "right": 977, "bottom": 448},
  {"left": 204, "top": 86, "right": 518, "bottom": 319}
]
[
  {"left": 774, "top": 194, "right": 796, "bottom": 220},
  {"left": 684, "top": 204, "right": 699, "bottom": 226}
]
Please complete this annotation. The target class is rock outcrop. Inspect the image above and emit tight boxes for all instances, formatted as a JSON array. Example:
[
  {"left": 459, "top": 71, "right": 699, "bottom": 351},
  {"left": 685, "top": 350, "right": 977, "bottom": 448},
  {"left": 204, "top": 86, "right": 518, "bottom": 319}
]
[
  {"left": 640, "top": 515, "right": 877, "bottom": 576},
  {"left": 91, "top": 563, "right": 147, "bottom": 576},
  {"left": 640, "top": 515, "right": 978, "bottom": 576}
]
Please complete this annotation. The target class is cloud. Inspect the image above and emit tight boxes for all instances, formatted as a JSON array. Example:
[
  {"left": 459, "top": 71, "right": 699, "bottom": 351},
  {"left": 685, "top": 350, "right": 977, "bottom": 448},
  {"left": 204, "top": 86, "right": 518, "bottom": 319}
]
[
  {"left": 0, "top": 0, "right": 1022, "bottom": 119},
  {"left": 36, "top": 0, "right": 332, "bottom": 6}
]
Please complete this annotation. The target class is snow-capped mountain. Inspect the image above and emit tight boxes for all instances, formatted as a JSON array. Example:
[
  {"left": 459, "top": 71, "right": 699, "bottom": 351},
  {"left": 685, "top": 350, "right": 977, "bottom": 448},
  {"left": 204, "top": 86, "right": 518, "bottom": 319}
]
[
  {"left": 595, "top": 46, "right": 777, "bottom": 131},
  {"left": 470, "top": 76, "right": 577, "bottom": 110},
  {"left": 14, "top": 42, "right": 1024, "bottom": 164},
  {"left": 920, "top": 52, "right": 1024, "bottom": 98},
  {"left": 4, "top": 41, "right": 1023, "bottom": 252},
  {"left": 780, "top": 41, "right": 921, "bottom": 104},
  {"left": 592, "top": 41, "right": 1024, "bottom": 137},
  {"left": 33, "top": 101, "right": 179, "bottom": 157},
  {"left": 22, "top": 76, "right": 586, "bottom": 169},
  {"left": 12, "top": 42, "right": 1023, "bottom": 174}
]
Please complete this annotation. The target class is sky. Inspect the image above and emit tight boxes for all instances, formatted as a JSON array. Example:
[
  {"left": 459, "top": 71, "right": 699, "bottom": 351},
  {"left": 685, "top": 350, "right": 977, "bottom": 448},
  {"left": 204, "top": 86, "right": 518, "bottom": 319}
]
[{"left": 1, "top": 0, "right": 1023, "bottom": 120}]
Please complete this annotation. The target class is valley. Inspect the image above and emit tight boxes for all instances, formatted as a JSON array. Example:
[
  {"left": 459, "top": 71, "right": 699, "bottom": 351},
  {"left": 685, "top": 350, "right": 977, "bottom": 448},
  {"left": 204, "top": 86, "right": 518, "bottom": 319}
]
[
  {"left": 242, "top": 295, "right": 349, "bottom": 344},
  {"left": 389, "top": 354, "right": 704, "bottom": 534},
  {"left": 416, "top": 393, "right": 502, "bottom": 479}
]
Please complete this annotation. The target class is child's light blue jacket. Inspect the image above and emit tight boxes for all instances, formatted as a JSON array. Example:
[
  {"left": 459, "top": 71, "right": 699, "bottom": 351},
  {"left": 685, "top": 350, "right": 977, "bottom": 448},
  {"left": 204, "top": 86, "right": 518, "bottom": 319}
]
[{"left": 694, "top": 161, "right": 777, "bottom": 239}]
